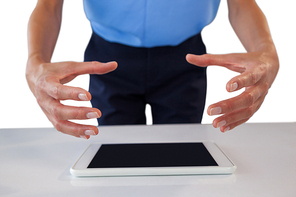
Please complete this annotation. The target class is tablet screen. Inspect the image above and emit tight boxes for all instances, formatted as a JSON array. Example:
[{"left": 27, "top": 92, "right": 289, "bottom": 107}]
[{"left": 87, "top": 143, "right": 218, "bottom": 168}]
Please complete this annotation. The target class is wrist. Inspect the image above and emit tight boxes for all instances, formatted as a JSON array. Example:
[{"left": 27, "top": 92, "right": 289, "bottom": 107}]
[
  {"left": 253, "top": 41, "right": 279, "bottom": 66},
  {"left": 26, "top": 54, "right": 47, "bottom": 96},
  {"left": 256, "top": 42, "right": 280, "bottom": 86}
]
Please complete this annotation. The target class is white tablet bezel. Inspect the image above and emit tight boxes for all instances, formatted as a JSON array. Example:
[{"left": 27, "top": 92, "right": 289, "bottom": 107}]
[{"left": 70, "top": 141, "right": 236, "bottom": 177}]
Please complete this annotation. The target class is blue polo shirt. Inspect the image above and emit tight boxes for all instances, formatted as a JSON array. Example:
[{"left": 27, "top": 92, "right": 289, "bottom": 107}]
[{"left": 83, "top": 0, "right": 220, "bottom": 48}]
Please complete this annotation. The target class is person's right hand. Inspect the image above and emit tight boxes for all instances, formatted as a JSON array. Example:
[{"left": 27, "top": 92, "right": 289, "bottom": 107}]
[{"left": 26, "top": 60, "right": 117, "bottom": 139}]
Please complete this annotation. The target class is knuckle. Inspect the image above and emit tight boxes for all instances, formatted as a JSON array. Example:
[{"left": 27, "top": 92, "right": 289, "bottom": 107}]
[
  {"left": 263, "top": 82, "right": 270, "bottom": 92},
  {"left": 73, "top": 127, "right": 82, "bottom": 136},
  {"left": 225, "top": 115, "right": 235, "bottom": 125},
  {"left": 246, "top": 106, "right": 255, "bottom": 117},
  {"left": 75, "top": 108, "right": 90, "bottom": 119},
  {"left": 51, "top": 104, "right": 62, "bottom": 120},
  {"left": 53, "top": 121, "right": 63, "bottom": 132},
  {"left": 258, "top": 65, "right": 268, "bottom": 74},
  {"left": 261, "top": 67, "right": 268, "bottom": 79},
  {"left": 249, "top": 66, "right": 267, "bottom": 85},
  {"left": 51, "top": 86, "right": 59, "bottom": 99},
  {"left": 246, "top": 92, "right": 255, "bottom": 106},
  {"left": 249, "top": 72, "right": 258, "bottom": 84},
  {"left": 72, "top": 110, "right": 82, "bottom": 120},
  {"left": 235, "top": 77, "right": 242, "bottom": 88},
  {"left": 222, "top": 101, "right": 234, "bottom": 112}
]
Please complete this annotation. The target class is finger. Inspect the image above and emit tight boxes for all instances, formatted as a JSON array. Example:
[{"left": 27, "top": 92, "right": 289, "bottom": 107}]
[
  {"left": 186, "top": 54, "right": 246, "bottom": 73},
  {"left": 226, "top": 67, "right": 267, "bottom": 92},
  {"left": 212, "top": 108, "right": 253, "bottom": 129},
  {"left": 52, "top": 119, "right": 99, "bottom": 139},
  {"left": 47, "top": 82, "right": 92, "bottom": 101},
  {"left": 38, "top": 96, "right": 101, "bottom": 123},
  {"left": 212, "top": 95, "right": 265, "bottom": 132},
  {"left": 59, "top": 61, "right": 118, "bottom": 77},
  {"left": 208, "top": 84, "right": 266, "bottom": 116},
  {"left": 220, "top": 118, "right": 249, "bottom": 133},
  {"left": 41, "top": 104, "right": 99, "bottom": 139},
  {"left": 46, "top": 99, "right": 101, "bottom": 120},
  {"left": 35, "top": 73, "right": 92, "bottom": 102}
]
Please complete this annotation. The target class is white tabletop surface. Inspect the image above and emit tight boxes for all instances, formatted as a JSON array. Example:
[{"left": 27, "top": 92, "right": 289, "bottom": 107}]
[{"left": 1, "top": 123, "right": 296, "bottom": 197}]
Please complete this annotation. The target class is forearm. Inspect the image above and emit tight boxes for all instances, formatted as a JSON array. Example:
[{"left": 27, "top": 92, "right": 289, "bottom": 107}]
[
  {"left": 188, "top": 0, "right": 280, "bottom": 132},
  {"left": 27, "top": 0, "right": 63, "bottom": 65},
  {"left": 227, "top": 0, "right": 276, "bottom": 53},
  {"left": 26, "top": 0, "right": 64, "bottom": 94}
]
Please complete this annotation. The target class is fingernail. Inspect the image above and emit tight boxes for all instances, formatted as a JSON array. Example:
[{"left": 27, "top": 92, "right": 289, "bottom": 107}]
[
  {"left": 85, "top": 130, "right": 96, "bottom": 136},
  {"left": 223, "top": 126, "right": 230, "bottom": 132},
  {"left": 217, "top": 120, "right": 226, "bottom": 128},
  {"left": 230, "top": 82, "right": 238, "bottom": 92},
  {"left": 78, "top": 93, "right": 89, "bottom": 101},
  {"left": 80, "top": 135, "right": 88, "bottom": 139},
  {"left": 210, "top": 107, "right": 222, "bottom": 115},
  {"left": 86, "top": 112, "right": 99, "bottom": 119}
]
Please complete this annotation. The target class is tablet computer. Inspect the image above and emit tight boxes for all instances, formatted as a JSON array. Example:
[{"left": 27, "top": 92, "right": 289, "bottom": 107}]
[{"left": 70, "top": 141, "right": 236, "bottom": 177}]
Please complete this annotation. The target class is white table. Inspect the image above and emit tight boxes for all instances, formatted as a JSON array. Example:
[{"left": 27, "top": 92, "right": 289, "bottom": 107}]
[{"left": 1, "top": 123, "right": 296, "bottom": 197}]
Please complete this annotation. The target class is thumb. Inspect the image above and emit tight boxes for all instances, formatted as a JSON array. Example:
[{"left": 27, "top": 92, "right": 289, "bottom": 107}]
[
  {"left": 186, "top": 53, "right": 246, "bottom": 73},
  {"left": 186, "top": 54, "right": 212, "bottom": 67},
  {"left": 87, "top": 61, "right": 118, "bottom": 75},
  {"left": 67, "top": 61, "right": 118, "bottom": 76},
  {"left": 186, "top": 53, "right": 232, "bottom": 67},
  {"left": 58, "top": 61, "right": 118, "bottom": 84}
]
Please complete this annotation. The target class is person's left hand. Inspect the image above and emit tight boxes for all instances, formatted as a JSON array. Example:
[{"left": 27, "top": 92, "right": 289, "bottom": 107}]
[{"left": 186, "top": 51, "right": 279, "bottom": 132}]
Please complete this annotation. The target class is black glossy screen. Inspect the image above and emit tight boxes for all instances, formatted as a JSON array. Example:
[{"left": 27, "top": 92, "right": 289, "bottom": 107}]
[{"left": 88, "top": 143, "right": 218, "bottom": 168}]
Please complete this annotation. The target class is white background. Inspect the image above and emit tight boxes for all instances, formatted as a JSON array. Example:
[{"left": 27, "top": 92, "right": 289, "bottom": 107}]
[{"left": 0, "top": 1, "right": 295, "bottom": 129}]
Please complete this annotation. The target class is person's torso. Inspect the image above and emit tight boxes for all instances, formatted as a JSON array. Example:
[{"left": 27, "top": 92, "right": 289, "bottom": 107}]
[{"left": 83, "top": 0, "right": 221, "bottom": 47}]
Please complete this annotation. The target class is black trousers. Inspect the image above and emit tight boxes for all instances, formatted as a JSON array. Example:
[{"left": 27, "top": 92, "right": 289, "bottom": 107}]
[{"left": 84, "top": 32, "right": 207, "bottom": 125}]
